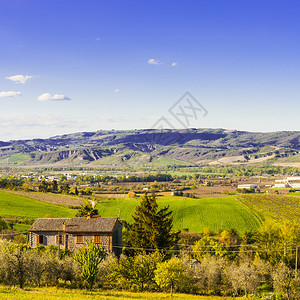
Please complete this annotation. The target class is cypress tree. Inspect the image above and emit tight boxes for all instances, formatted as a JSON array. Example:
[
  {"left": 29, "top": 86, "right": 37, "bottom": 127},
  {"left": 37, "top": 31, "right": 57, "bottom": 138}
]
[{"left": 127, "top": 193, "right": 180, "bottom": 254}]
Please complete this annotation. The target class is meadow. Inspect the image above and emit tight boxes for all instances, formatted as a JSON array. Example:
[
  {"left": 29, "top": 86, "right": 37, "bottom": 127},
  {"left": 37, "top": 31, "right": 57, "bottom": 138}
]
[
  {"left": 96, "top": 196, "right": 261, "bottom": 233},
  {"left": 0, "top": 191, "right": 76, "bottom": 219},
  {"left": 0, "top": 286, "right": 242, "bottom": 300}
]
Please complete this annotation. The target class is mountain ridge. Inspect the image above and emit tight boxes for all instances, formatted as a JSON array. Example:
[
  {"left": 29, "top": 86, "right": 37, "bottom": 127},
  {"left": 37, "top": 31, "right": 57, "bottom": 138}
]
[{"left": 1, "top": 129, "right": 299, "bottom": 167}]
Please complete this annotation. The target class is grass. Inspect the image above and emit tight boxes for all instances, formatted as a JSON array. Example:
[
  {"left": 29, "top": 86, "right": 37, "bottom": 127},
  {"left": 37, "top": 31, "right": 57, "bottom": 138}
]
[
  {"left": 0, "top": 286, "right": 241, "bottom": 299},
  {"left": 151, "top": 157, "right": 191, "bottom": 166},
  {"left": 289, "top": 192, "right": 300, "bottom": 196},
  {"left": 276, "top": 154, "right": 300, "bottom": 162},
  {"left": 3, "top": 190, "right": 83, "bottom": 207},
  {"left": 96, "top": 196, "right": 261, "bottom": 234},
  {"left": 13, "top": 223, "right": 31, "bottom": 232},
  {"left": 236, "top": 194, "right": 300, "bottom": 223},
  {"left": 8, "top": 153, "right": 30, "bottom": 163},
  {"left": 0, "top": 191, "right": 76, "bottom": 219}
]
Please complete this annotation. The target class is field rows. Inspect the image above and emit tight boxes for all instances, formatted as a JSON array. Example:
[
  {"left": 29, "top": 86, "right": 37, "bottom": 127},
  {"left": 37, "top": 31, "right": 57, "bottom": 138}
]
[{"left": 96, "top": 196, "right": 261, "bottom": 233}]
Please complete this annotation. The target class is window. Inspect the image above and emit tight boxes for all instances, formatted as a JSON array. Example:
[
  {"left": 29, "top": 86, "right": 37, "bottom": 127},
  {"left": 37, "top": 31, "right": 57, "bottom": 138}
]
[
  {"left": 56, "top": 235, "right": 64, "bottom": 244},
  {"left": 36, "top": 235, "right": 44, "bottom": 244},
  {"left": 76, "top": 235, "right": 83, "bottom": 244},
  {"left": 93, "top": 235, "right": 101, "bottom": 244}
]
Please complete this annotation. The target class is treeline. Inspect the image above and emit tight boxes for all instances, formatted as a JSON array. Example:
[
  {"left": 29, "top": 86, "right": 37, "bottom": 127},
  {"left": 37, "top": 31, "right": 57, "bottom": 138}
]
[
  {"left": 0, "top": 237, "right": 299, "bottom": 299},
  {"left": 75, "top": 173, "right": 173, "bottom": 184}
]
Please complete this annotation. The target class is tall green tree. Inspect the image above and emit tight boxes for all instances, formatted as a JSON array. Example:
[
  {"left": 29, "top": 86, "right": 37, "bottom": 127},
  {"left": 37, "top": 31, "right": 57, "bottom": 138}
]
[
  {"left": 76, "top": 202, "right": 99, "bottom": 218},
  {"left": 155, "top": 257, "right": 189, "bottom": 295},
  {"left": 73, "top": 240, "right": 105, "bottom": 290},
  {"left": 126, "top": 193, "right": 180, "bottom": 254},
  {"left": 108, "top": 251, "right": 163, "bottom": 291}
]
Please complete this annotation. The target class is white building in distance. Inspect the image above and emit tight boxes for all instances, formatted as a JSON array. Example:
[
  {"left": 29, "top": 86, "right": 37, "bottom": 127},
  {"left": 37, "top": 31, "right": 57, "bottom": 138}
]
[{"left": 238, "top": 184, "right": 258, "bottom": 189}]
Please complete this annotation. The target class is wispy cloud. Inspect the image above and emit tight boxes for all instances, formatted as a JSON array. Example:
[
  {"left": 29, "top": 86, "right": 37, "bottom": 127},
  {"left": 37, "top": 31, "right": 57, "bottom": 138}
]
[
  {"left": 0, "top": 113, "right": 156, "bottom": 141},
  {"left": 170, "top": 62, "right": 178, "bottom": 67},
  {"left": 6, "top": 74, "right": 32, "bottom": 84},
  {"left": 114, "top": 88, "right": 120, "bottom": 93},
  {"left": 148, "top": 58, "right": 161, "bottom": 65},
  {"left": 0, "top": 91, "right": 21, "bottom": 98},
  {"left": 37, "top": 93, "right": 71, "bottom": 101}
]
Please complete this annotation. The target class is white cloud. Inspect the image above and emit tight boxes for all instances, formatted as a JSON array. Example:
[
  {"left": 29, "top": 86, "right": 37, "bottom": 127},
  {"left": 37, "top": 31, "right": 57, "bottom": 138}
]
[
  {"left": 37, "top": 93, "right": 71, "bottom": 101},
  {"left": 0, "top": 91, "right": 21, "bottom": 98},
  {"left": 148, "top": 58, "right": 161, "bottom": 65},
  {"left": 170, "top": 62, "right": 178, "bottom": 67},
  {"left": 6, "top": 74, "right": 32, "bottom": 84},
  {"left": 114, "top": 88, "right": 120, "bottom": 93}
]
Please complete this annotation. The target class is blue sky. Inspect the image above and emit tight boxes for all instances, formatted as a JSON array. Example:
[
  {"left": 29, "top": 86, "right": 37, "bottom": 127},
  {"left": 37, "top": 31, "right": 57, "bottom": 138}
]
[{"left": 0, "top": 0, "right": 299, "bottom": 140}]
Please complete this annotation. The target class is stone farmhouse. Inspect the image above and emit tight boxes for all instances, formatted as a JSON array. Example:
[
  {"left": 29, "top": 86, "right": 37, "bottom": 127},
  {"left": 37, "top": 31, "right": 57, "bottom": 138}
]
[{"left": 28, "top": 217, "right": 122, "bottom": 256}]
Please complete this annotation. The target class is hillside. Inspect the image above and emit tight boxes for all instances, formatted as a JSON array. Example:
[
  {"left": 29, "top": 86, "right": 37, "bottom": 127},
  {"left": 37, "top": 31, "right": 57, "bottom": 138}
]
[
  {"left": 236, "top": 194, "right": 300, "bottom": 223},
  {"left": 0, "top": 191, "right": 77, "bottom": 219},
  {"left": 96, "top": 196, "right": 261, "bottom": 234},
  {"left": 0, "top": 129, "right": 299, "bottom": 167}
]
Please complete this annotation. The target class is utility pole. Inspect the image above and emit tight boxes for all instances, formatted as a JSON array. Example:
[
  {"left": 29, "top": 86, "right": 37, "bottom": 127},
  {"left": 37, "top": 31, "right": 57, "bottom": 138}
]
[
  {"left": 296, "top": 245, "right": 298, "bottom": 273},
  {"left": 58, "top": 232, "right": 60, "bottom": 259}
]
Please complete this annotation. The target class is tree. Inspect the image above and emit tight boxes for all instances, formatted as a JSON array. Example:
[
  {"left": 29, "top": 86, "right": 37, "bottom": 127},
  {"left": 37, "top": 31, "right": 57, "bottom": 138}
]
[
  {"left": 155, "top": 257, "right": 189, "bottom": 295},
  {"left": 76, "top": 202, "right": 99, "bottom": 218},
  {"left": 50, "top": 180, "right": 58, "bottom": 193},
  {"left": 126, "top": 193, "right": 179, "bottom": 253},
  {"left": 5, "top": 244, "right": 30, "bottom": 289},
  {"left": 108, "top": 251, "right": 163, "bottom": 291},
  {"left": 226, "top": 262, "right": 259, "bottom": 297},
  {"left": 39, "top": 178, "right": 48, "bottom": 193},
  {"left": 73, "top": 240, "right": 105, "bottom": 290},
  {"left": 272, "top": 262, "right": 300, "bottom": 300},
  {"left": 60, "top": 183, "right": 70, "bottom": 194}
]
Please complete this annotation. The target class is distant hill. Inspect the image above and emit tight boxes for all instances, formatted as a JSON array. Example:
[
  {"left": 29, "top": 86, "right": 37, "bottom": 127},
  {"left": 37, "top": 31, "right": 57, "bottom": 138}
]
[{"left": 0, "top": 129, "right": 299, "bottom": 167}]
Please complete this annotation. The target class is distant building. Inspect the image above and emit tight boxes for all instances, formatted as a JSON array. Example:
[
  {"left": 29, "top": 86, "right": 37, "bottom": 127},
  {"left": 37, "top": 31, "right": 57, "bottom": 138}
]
[
  {"left": 238, "top": 184, "right": 258, "bottom": 189},
  {"left": 274, "top": 176, "right": 300, "bottom": 188},
  {"left": 274, "top": 183, "right": 291, "bottom": 188},
  {"left": 29, "top": 217, "right": 122, "bottom": 256}
]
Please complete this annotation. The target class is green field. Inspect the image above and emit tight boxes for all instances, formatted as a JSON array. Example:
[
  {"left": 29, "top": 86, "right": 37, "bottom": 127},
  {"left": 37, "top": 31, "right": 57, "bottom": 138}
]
[
  {"left": 0, "top": 191, "right": 76, "bottom": 219},
  {"left": 8, "top": 153, "right": 30, "bottom": 163},
  {"left": 96, "top": 196, "right": 261, "bottom": 233}
]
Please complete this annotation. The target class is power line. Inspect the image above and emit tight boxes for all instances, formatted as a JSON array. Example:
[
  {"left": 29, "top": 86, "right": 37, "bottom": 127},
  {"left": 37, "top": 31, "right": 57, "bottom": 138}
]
[{"left": 113, "top": 244, "right": 298, "bottom": 254}]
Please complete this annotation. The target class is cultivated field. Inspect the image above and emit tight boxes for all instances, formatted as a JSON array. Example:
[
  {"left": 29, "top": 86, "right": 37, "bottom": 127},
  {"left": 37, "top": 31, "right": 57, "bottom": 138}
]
[
  {"left": 96, "top": 196, "right": 261, "bottom": 233},
  {"left": 1, "top": 190, "right": 83, "bottom": 207},
  {"left": 236, "top": 194, "right": 300, "bottom": 223},
  {"left": 0, "top": 191, "right": 76, "bottom": 219}
]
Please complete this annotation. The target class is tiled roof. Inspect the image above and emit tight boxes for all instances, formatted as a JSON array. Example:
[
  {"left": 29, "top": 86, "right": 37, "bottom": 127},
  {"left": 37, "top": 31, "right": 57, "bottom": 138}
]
[
  {"left": 29, "top": 217, "right": 119, "bottom": 233},
  {"left": 65, "top": 218, "right": 118, "bottom": 233},
  {"left": 29, "top": 218, "right": 69, "bottom": 232}
]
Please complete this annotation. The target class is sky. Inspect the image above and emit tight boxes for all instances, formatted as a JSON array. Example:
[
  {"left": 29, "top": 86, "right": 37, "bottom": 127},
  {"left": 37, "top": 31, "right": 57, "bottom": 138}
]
[{"left": 0, "top": 0, "right": 300, "bottom": 141}]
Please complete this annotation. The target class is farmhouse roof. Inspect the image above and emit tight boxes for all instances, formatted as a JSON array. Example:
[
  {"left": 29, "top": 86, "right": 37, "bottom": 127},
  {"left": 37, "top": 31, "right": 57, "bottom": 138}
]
[{"left": 29, "top": 217, "right": 119, "bottom": 233}]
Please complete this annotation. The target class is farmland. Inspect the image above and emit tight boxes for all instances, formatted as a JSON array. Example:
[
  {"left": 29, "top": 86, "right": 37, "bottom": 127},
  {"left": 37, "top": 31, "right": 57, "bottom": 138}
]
[
  {"left": 1, "top": 189, "right": 299, "bottom": 234},
  {"left": 236, "top": 194, "right": 300, "bottom": 223},
  {"left": 0, "top": 191, "right": 76, "bottom": 219},
  {"left": 96, "top": 196, "right": 261, "bottom": 233}
]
